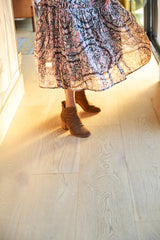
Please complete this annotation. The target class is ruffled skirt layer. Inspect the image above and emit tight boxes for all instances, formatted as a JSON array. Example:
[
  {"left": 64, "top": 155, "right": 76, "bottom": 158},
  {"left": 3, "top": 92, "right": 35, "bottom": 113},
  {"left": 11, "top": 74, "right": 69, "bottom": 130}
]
[{"left": 34, "top": 0, "right": 151, "bottom": 91}]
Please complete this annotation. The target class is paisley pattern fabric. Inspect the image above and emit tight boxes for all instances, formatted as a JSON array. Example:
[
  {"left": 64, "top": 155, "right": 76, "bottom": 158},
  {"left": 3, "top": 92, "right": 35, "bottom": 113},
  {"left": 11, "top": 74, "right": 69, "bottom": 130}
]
[{"left": 34, "top": 0, "right": 151, "bottom": 91}]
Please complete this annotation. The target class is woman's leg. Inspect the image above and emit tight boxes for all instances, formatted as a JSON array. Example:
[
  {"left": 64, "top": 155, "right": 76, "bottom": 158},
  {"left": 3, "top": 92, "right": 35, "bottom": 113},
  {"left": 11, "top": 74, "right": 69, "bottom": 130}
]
[
  {"left": 64, "top": 89, "right": 75, "bottom": 107},
  {"left": 64, "top": 88, "right": 100, "bottom": 112},
  {"left": 75, "top": 90, "right": 101, "bottom": 113}
]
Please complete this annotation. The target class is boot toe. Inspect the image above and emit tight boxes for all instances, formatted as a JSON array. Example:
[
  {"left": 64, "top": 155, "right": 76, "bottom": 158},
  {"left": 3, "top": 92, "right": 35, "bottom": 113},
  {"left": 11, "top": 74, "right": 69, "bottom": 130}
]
[
  {"left": 70, "top": 126, "right": 91, "bottom": 138},
  {"left": 87, "top": 105, "right": 101, "bottom": 113}
]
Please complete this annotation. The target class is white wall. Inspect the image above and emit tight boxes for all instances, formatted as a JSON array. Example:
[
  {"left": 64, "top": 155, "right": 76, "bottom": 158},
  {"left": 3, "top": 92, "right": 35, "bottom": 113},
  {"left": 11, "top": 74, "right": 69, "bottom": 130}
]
[
  {"left": 0, "top": 0, "right": 24, "bottom": 143},
  {"left": 0, "top": 0, "right": 19, "bottom": 103}
]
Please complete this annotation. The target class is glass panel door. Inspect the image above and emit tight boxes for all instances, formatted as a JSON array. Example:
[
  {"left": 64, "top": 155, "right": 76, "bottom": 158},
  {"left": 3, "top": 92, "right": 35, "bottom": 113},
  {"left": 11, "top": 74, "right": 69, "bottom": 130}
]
[
  {"left": 130, "top": 0, "right": 160, "bottom": 62},
  {"left": 152, "top": 0, "right": 160, "bottom": 47},
  {"left": 131, "top": 0, "right": 144, "bottom": 27},
  {"left": 149, "top": 0, "right": 160, "bottom": 62}
]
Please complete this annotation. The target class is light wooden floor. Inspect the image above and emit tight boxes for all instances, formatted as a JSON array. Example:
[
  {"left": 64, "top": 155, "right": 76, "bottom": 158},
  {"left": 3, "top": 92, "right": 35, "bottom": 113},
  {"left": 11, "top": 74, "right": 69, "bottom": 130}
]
[{"left": 1, "top": 19, "right": 160, "bottom": 240}]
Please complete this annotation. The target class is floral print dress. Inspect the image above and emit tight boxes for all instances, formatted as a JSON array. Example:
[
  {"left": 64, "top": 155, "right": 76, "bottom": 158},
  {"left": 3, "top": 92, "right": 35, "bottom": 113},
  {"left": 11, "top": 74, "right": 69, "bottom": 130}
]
[{"left": 34, "top": 0, "right": 151, "bottom": 91}]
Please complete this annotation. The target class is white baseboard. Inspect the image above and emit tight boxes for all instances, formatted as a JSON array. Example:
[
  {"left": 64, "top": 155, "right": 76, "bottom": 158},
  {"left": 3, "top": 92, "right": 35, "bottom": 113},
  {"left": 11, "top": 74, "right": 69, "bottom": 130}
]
[{"left": 0, "top": 73, "right": 24, "bottom": 144}]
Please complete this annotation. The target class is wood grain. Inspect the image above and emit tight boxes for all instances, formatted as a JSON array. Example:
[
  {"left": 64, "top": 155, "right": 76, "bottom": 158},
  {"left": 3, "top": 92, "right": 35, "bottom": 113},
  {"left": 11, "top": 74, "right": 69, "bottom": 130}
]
[
  {"left": 32, "top": 91, "right": 80, "bottom": 174},
  {"left": 75, "top": 126, "right": 138, "bottom": 240},
  {"left": 15, "top": 174, "right": 78, "bottom": 240},
  {"left": 0, "top": 104, "right": 49, "bottom": 240},
  {"left": 136, "top": 221, "right": 160, "bottom": 240},
  {"left": 128, "top": 169, "right": 160, "bottom": 221},
  {"left": 117, "top": 66, "right": 160, "bottom": 221}
]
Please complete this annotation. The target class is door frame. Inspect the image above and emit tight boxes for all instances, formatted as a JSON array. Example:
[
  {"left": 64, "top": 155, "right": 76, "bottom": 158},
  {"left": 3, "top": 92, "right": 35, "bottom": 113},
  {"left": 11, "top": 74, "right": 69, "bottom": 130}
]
[{"left": 144, "top": 0, "right": 160, "bottom": 63}]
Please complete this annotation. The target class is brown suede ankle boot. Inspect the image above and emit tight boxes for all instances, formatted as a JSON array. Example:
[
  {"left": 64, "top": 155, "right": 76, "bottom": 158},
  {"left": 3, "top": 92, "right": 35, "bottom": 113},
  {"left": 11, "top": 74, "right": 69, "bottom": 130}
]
[
  {"left": 75, "top": 90, "right": 101, "bottom": 113},
  {"left": 61, "top": 101, "right": 91, "bottom": 138}
]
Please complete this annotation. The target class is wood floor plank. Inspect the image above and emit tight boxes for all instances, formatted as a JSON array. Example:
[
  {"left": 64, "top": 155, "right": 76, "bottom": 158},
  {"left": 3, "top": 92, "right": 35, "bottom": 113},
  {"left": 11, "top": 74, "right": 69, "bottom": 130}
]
[
  {"left": 117, "top": 71, "right": 160, "bottom": 221},
  {"left": 32, "top": 94, "right": 80, "bottom": 174},
  {"left": 150, "top": 82, "right": 160, "bottom": 122},
  {"left": 31, "top": 88, "right": 80, "bottom": 175},
  {"left": 75, "top": 125, "right": 138, "bottom": 240},
  {"left": 128, "top": 169, "right": 160, "bottom": 221},
  {"left": 33, "top": 129, "right": 80, "bottom": 174},
  {"left": 118, "top": 66, "right": 160, "bottom": 170},
  {"left": 0, "top": 166, "right": 30, "bottom": 240},
  {"left": 15, "top": 174, "right": 78, "bottom": 240},
  {"left": 136, "top": 221, "right": 160, "bottom": 240},
  {"left": 0, "top": 105, "right": 49, "bottom": 240}
]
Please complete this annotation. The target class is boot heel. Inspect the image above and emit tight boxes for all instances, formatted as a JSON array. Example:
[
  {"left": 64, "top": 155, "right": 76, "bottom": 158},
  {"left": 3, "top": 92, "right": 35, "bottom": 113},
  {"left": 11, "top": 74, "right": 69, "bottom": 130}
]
[{"left": 61, "top": 120, "right": 68, "bottom": 130}]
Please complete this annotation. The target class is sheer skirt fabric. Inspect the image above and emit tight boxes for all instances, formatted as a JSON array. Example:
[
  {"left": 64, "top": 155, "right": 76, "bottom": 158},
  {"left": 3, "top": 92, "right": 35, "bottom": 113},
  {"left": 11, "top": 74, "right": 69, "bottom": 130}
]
[{"left": 34, "top": 0, "right": 151, "bottom": 91}]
